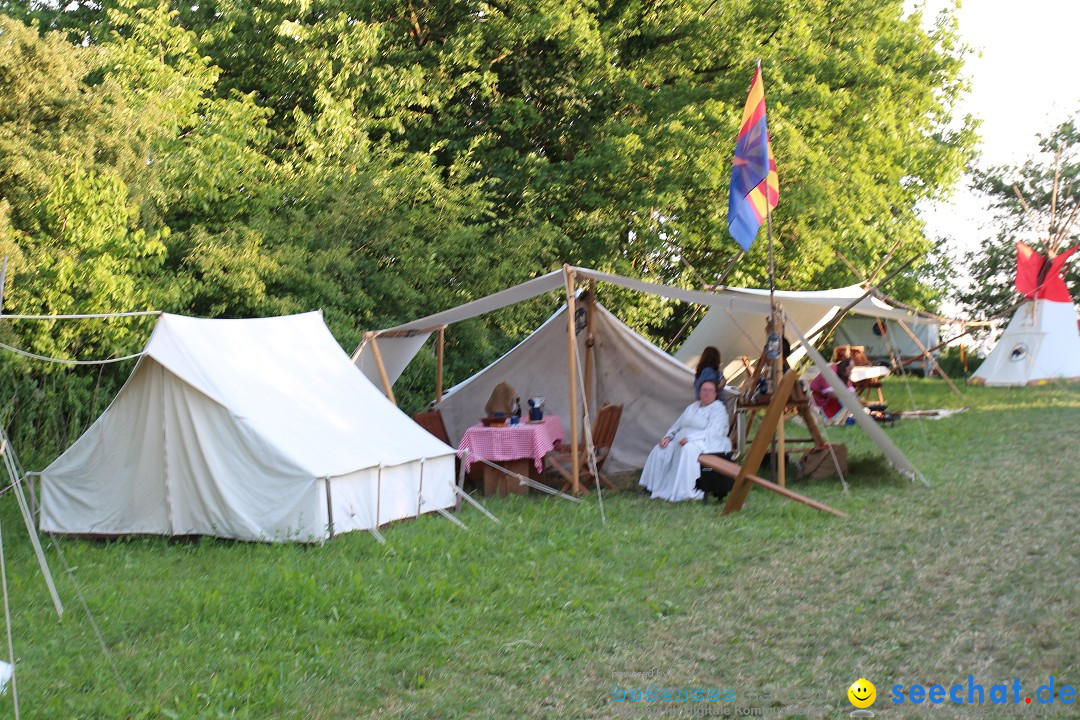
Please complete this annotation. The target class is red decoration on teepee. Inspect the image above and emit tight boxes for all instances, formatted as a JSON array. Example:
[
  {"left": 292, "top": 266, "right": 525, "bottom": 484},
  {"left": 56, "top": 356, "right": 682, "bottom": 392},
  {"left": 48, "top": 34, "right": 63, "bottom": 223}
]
[{"left": 1015, "top": 242, "right": 1077, "bottom": 302}]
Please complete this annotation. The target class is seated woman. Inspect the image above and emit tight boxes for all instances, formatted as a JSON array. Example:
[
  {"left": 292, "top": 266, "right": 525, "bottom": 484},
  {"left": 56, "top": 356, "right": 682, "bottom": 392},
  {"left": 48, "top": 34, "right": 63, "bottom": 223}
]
[
  {"left": 809, "top": 357, "right": 855, "bottom": 421},
  {"left": 693, "top": 346, "right": 725, "bottom": 400},
  {"left": 639, "top": 380, "right": 731, "bottom": 502}
]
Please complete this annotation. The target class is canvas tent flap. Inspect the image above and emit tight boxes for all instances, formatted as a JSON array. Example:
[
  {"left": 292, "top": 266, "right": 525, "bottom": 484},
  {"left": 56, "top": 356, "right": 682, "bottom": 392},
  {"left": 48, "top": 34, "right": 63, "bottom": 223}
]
[
  {"left": 675, "top": 301, "right": 838, "bottom": 375},
  {"left": 675, "top": 284, "right": 937, "bottom": 368},
  {"left": 387, "top": 270, "right": 566, "bottom": 333},
  {"left": 41, "top": 312, "right": 456, "bottom": 542},
  {"left": 355, "top": 332, "right": 433, "bottom": 392},
  {"left": 39, "top": 360, "right": 173, "bottom": 535},
  {"left": 357, "top": 266, "right": 939, "bottom": 391},
  {"left": 356, "top": 270, "right": 566, "bottom": 386}
]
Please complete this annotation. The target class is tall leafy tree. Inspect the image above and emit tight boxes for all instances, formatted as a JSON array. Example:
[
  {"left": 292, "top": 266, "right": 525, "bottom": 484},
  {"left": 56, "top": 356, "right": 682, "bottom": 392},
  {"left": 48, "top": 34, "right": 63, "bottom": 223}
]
[
  {"left": 156, "top": 0, "right": 975, "bottom": 334},
  {"left": 0, "top": 15, "right": 166, "bottom": 360},
  {"left": 959, "top": 114, "right": 1079, "bottom": 320},
  {"left": 0, "top": 0, "right": 978, "bottom": 422}
]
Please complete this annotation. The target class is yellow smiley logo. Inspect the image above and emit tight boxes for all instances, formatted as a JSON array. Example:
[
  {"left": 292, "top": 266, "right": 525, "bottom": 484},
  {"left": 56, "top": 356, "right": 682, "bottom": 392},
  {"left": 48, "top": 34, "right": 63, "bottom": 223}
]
[{"left": 848, "top": 678, "right": 876, "bottom": 709}]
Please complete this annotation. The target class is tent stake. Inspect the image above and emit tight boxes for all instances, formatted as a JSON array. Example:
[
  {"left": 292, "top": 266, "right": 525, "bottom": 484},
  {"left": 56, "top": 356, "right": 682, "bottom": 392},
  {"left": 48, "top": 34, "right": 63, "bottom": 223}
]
[
  {"left": 324, "top": 477, "right": 334, "bottom": 540},
  {"left": 417, "top": 459, "right": 424, "bottom": 518},
  {"left": 455, "top": 450, "right": 468, "bottom": 512}
]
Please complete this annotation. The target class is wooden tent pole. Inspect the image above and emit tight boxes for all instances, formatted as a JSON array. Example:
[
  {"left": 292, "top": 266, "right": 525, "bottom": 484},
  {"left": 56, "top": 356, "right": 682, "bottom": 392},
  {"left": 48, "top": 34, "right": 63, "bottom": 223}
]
[
  {"left": 895, "top": 319, "right": 965, "bottom": 398},
  {"left": 764, "top": 140, "right": 784, "bottom": 487},
  {"left": 700, "top": 454, "right": 847, "bottom": 517},
  {"left": 896, "top": 329, "right": 973, "bottom": 367},
  {"left": 804, "top": 256, "right": 918, "bottom": 349},
  {"left": 366, "top": 334, "right": 397, "bottom": 406},
  {"left": 583, "top": 280, "right": 596, "bottom": 425},
  {"left": 435, "top": 327, "right": 445, "bottom": 405},
  {"left": 564, "top": 265, "right": 580, "bottom": 496}
]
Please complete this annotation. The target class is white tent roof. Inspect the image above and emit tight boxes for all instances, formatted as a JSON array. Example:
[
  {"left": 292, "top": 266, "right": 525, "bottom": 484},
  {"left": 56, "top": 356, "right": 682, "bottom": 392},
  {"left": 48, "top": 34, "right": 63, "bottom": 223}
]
[
  {"left": 971, "top": 299, "right": 1080, "bottom": 386},
  {"left": 357, "top": 267, "right": 934, "bottom": 387},
  {"left": 674, "top": 284, "right": 934, "bottom": 375},
  {"left": 41, "top": 312, "right": 456, "bottom": 542}
]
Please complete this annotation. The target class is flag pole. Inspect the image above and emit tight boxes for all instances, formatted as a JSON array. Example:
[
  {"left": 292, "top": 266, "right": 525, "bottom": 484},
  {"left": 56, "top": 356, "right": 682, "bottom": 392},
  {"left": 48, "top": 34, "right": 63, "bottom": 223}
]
[
  {"left": 761, "top": 58, "right": 785, "bottom": 488},
  {"left": 767, "top": 182, "right": 784, "bottom": 487}
]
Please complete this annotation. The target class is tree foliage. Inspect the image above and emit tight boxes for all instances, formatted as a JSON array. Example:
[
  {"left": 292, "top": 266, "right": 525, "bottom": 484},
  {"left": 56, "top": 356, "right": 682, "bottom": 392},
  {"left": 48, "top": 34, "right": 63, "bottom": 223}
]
[
  {"left": 959, "top": 114, "right": 1080, "bottom": 320},
  {"left": 0, "top": 0, "right": 976, "bottom": 455}
]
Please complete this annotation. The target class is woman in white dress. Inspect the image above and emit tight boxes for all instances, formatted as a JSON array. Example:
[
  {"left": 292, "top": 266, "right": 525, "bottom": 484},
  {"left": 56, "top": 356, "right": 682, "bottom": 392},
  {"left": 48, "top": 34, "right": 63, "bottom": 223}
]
[{"left": 639, "top": 380, "right": 731, "bottom": 502}]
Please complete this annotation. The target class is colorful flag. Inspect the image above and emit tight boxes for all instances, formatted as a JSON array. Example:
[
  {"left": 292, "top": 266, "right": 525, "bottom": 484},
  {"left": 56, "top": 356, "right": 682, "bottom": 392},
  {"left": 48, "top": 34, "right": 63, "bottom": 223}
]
[{"left": 728, "top": 64, "right": 779, "bottom": 251}]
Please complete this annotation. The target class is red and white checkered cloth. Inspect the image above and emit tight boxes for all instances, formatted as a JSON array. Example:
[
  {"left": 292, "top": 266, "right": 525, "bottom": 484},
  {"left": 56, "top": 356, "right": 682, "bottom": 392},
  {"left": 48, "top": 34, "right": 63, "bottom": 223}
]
[{"left": 457, "top": 416, "right": 564, "bottom": 473}]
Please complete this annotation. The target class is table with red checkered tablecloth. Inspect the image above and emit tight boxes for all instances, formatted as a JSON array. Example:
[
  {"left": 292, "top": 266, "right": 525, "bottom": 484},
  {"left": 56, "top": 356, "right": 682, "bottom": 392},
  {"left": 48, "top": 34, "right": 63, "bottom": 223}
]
[{"left": 456, "top": 415, "right": 563, "bottom": 473}]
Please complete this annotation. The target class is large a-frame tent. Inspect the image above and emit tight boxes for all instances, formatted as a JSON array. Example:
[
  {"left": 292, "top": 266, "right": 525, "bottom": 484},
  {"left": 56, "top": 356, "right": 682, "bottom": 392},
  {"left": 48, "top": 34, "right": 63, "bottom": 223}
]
[
  {"left": 971, "top": 243, "right": 1080, "bottom": 386},
  {"left": 356, "top": 266, "right": 927, "bottom": 483},
  {"left": 41, "top": 312, "right": 456, "bottom": 542}
]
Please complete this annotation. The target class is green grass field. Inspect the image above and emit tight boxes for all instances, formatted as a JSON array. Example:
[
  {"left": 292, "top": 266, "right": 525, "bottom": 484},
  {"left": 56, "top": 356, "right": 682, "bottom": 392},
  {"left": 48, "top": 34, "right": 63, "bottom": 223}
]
[{"left": 0, "top": 378, "right": 1077, "bottom": 719}]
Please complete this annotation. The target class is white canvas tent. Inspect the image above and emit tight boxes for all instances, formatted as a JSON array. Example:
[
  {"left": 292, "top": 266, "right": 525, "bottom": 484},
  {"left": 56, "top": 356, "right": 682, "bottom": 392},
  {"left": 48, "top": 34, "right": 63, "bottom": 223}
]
[
  {"left": 674, "top": 284, "right": 938, "bottom": 377},
  {"left": 970, "top": 299, "right": 1080, "bottom": 386},
  {"left": 835, "top": 316, "right": 941, "bottom": 372},
  {"left": 40, "top": 312, "right": 456, "bottom": 542},
  {"left": 357, "top": 266, "right": 926, "bottom": 482}
]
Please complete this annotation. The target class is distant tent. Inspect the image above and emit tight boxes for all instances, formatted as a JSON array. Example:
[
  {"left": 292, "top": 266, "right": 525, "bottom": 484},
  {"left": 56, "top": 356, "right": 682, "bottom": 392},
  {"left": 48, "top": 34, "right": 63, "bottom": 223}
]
[
  {"left": 834, "top": 316, "right": 940, "bottom": 371},
  {"left": 674, "top": 284, "right": 938, "bottom": 378},
  {"left": 40, "top": 312, "right": 456, "bottom": 542},
  {"left": 970, "top": 301, "right": 1080, "bottom": 386},
  {"left": 971, "top": 243, "right": 1080, "bottom": 386},
  {"left": 437, "top": 302, "right": 702, "bottom": 472}
]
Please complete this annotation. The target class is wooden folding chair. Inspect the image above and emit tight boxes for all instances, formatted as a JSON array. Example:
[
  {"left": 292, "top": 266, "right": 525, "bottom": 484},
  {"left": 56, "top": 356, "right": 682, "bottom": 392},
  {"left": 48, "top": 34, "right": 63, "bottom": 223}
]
[
  {"left": 412, "top": 410, "right": 452, "bottom": 445},
  {"left": 413, "top": 409, "right": 480, "bottom": 489},
  {"left": 548, "top": 403, "right": 623, "bottom": 493}
]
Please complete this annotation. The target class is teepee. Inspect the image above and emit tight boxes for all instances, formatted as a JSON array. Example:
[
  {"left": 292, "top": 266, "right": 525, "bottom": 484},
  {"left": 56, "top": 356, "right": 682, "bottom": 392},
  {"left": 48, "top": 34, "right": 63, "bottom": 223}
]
[
  {"left": 971, "top": 243, "right": 1080, "bottom": 385},
  {"left": 971, "top": 153, "right": 1080, "bottom": 386}
]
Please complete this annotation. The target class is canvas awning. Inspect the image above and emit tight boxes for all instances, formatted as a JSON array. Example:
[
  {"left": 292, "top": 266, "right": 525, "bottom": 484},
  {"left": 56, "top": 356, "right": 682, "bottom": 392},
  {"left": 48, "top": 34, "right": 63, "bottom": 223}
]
[{"left": 357, "top": 266, "right": 936, "bottom": 386}]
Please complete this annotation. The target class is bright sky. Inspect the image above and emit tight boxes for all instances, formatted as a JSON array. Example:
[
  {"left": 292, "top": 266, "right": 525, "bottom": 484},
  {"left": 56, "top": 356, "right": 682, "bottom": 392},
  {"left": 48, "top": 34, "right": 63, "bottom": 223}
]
[{"left": 915, "top": 0, "right": 1080, "bottom": 297}]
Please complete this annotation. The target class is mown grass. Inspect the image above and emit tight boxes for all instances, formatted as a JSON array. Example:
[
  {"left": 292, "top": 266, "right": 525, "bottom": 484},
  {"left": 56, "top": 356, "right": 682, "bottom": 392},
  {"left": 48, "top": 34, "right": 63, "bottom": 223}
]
[{"left": 0, "top": 378, "right": 1077, "bottom": 719}]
